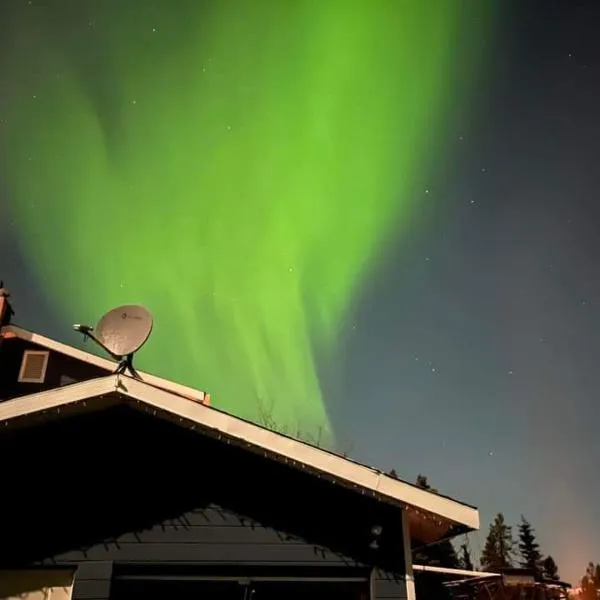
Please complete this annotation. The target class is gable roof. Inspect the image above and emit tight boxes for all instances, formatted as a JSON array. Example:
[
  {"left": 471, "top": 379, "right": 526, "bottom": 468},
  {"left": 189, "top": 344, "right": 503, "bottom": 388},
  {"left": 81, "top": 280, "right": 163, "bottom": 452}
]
[{"left": 0, "top": 324, "right": 480, "bottom": 543}]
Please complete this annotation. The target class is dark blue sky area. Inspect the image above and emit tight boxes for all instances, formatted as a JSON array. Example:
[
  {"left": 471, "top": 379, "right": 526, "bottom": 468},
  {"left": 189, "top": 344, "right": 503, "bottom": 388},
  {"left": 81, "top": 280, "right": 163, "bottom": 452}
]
[{"left": 328, "top": 1, "right": 600, "bottom": 584}]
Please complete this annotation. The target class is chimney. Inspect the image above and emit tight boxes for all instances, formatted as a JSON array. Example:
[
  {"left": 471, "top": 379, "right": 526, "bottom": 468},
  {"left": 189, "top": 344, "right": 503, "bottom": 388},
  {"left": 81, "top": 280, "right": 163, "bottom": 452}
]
[{"left": 0, "top": 281, "right": 15, "bottom": 327}]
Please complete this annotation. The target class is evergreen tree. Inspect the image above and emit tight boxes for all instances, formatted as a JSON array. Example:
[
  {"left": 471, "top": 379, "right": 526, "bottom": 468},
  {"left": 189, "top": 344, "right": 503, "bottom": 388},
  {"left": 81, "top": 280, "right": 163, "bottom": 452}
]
[
  {"left": 518, "top": 516, "right": 543, "bottom": 575},
  {"left": 581, "top": 563, "right": 600, "bottom": 600},
  {"left": 459, "top": 540, "right": 474, "bottom": 571},
  {"left": 480, "top": 513, "right": 515, "bottom": 572},
  {"left": 542, "top": 556, "right": 559, "bottom": 580},
  {"left": 416, "top": 474, "right": 432, "bottom": 490}
]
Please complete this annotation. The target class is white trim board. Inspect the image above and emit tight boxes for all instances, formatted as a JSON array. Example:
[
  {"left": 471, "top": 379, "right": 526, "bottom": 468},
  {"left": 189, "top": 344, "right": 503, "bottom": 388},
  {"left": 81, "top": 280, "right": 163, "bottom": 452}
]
[
  {"left": 413, "top": 565, "right": 498, "bottom": 578},
  {"left": 0, "top": 374, "right": 480, "bottom": 532}
]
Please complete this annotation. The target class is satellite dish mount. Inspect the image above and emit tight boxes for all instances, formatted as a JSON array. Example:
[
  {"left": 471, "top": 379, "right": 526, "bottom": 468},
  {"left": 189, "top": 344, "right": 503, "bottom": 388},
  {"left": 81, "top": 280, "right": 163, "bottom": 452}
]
[{"left": 73, "top": 305, "right": 153, "bottom": 378}]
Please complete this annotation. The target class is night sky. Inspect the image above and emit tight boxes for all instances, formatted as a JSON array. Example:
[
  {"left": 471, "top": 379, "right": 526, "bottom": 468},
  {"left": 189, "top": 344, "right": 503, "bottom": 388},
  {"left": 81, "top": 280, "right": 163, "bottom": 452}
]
[{"left": 1, "top": 0, "right": 599, "bottom": 585}]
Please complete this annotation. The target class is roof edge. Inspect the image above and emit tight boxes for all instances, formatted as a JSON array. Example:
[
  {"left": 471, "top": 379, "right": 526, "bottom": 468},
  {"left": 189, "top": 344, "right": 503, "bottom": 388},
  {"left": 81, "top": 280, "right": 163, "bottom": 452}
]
[
  {"left": 0, "top": 376, "right": 117, "bottom": 422},
  {"left": 0, "top": 373, "right": 480, "bottom": 532},
  {"left": 119, "top": 375, "right": 479, "bottom": 530}
]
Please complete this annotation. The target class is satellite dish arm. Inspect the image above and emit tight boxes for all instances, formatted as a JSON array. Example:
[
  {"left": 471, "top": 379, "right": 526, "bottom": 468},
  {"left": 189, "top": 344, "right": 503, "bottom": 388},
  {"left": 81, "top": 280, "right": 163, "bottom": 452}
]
[{"left": 73, "top": 325, "right": 123, "bottom": 361}]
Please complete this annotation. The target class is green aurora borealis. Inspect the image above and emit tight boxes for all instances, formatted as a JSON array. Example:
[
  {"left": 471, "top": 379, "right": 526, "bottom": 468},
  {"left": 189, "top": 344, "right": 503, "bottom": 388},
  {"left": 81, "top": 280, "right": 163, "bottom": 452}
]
[{"left": 1, "top": 1, "right": 484, "bottom": 438}]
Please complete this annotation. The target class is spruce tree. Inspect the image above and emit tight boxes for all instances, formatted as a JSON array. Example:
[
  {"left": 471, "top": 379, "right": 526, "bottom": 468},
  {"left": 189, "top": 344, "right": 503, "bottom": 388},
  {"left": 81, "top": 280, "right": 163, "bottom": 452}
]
[
  {"left": 518, "top": 516, "right": 543, "bottom": 576},
  {"left": 480, "top": 513, "right": 515, "bottom": 572}
]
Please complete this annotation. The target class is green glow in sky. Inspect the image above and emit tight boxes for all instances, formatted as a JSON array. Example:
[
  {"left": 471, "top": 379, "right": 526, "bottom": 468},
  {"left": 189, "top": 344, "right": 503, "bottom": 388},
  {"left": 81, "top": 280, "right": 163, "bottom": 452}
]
[{"left": 2, "top": 1, "right": 467, "bottom": 438}]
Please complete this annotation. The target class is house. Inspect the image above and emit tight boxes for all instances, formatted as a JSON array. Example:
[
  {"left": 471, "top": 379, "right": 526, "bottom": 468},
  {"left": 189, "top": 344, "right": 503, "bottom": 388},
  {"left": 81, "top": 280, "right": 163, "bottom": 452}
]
[{"left": 0, "top": 286, "right": 480, "bottom": 600}]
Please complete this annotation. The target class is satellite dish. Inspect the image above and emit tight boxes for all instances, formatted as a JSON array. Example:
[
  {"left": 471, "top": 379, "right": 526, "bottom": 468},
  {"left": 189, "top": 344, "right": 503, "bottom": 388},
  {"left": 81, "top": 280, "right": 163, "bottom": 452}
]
[
  {"left": 73, "top": 305, "right": 153, "bottom": 377},
  {"left": 95, "top": 305, "right": 153, "bottom": 357}
]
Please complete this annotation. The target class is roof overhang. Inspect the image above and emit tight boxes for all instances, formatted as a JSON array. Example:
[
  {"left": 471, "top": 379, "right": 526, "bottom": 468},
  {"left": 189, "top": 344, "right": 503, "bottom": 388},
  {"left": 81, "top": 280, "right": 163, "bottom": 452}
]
[{"left": 0, "top": 374, "right": 479, "bottom": 543}]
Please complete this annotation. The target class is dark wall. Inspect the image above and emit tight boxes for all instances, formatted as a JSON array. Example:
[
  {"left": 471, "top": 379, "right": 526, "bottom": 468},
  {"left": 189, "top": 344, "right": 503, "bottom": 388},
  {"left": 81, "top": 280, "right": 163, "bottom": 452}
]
[
  {"left": 0, "top": 337, "right": 109, "bottom": 401},
  {"left": 0, "top": 405, "right": 408, "bottom": 599}
]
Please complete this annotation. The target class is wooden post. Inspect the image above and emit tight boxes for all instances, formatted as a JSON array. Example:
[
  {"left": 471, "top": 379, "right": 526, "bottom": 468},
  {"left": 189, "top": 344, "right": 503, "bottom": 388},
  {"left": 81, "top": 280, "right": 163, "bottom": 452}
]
[{"left": 402, "top": 508, "right": 416, "bottom": 600}]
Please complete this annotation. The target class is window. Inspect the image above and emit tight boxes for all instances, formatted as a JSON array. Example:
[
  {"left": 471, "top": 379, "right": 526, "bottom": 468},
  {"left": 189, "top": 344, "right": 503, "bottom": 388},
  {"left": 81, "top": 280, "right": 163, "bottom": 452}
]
[{"left": 17, "top": 350, "right": 50, "bottom": 383}]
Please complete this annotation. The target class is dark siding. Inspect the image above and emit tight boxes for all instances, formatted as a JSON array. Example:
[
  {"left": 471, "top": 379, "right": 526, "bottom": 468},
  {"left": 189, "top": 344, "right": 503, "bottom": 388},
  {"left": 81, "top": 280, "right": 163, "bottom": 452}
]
[
  {"left": 373, "top": 570, "right": 409, "bottom": 599},
  {"left": 55, "top": 506, "right": 356, "bottom": 565},
  {"left": 0, "top": 337, "right": 109, "bottom": 401},
  {"left": 0, "top": 405, "right": 408, "bottom": 599},
  {"left": 73, "top": 563, "right": 113, "bottom": 600}
]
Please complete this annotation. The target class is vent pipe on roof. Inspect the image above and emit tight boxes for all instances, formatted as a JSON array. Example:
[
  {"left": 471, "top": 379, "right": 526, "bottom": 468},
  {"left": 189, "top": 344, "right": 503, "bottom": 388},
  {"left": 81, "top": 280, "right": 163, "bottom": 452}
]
[{"left": 0, "top": 281, "right": 14, "bottom": 327}]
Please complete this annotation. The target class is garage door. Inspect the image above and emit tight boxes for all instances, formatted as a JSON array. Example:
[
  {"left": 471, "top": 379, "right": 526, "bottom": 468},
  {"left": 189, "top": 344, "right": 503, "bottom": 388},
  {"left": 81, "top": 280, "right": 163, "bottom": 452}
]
[{"left": 110, "top": 565, "right": 370, "bottom": 600}]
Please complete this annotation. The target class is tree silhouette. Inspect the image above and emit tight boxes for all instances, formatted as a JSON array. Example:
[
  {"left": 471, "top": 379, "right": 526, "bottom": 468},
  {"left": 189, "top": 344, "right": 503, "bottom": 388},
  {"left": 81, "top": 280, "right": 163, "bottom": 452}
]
[
  {"left": 459, "top": 540, "right": 474, "bottom": 571},
  {"left": 542, "top": 556, "right": 559, "bottom": 580},
  {"left": 581, "top": 562, "right": 600, "bottom": 600},
  {"left": 416, "top": 474, "right": 433, "bottom": 490},
  {"left": 518, "top": 516, "right": 543, "bottom": 576},
  {"left": 480, "top": 513, "right": 515, "bottom": 572}
]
